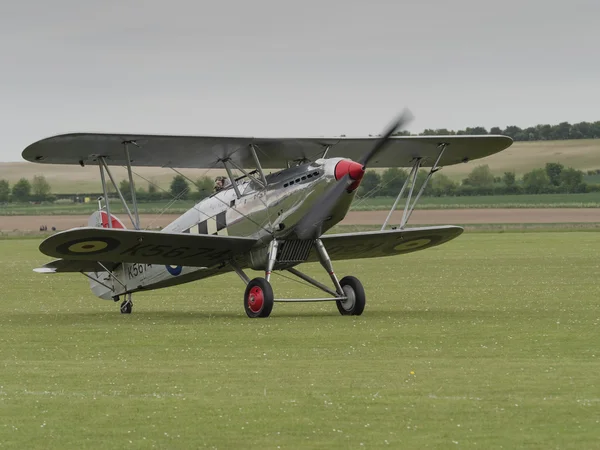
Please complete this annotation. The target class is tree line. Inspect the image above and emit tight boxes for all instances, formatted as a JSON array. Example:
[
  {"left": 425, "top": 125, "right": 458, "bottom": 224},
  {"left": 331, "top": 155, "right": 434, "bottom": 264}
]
[
  {"left": 358, "top": 164, "right": 600, "bottom": 198},
  {"left": 0, "top": 175, "right": 215, "bottom": 203},
  {"left": 392, "top": 121, "right": 600, "bottom": 141},
  {"left": 2, "top": 164, "right": 599, "bottom": 204},
  {"left": 0, "top": 176, "right": 53, "bottom": 202}
]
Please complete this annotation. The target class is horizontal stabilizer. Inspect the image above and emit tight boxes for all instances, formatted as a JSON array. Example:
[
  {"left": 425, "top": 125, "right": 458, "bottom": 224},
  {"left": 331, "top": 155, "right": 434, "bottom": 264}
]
[
  {"left": 34, "top": 259, "right": 119, "bottom": 273},
  {"left": 311, "top": 225, "right": 463, "bottom": 261},
  {"left": 39, "top": 227, "right": 258, "bottom": 267}
]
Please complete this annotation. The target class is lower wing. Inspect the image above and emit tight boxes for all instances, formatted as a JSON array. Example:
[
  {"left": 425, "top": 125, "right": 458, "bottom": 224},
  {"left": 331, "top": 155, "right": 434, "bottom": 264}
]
[
  {"left": 39, "top": 227, "right": 258, "bottom": 267},
  {"left": 311, "top": 225, "right": 463, "bottom": 261},
  {"left": 34, "top": 259, "right": 119, "bottom": 273}
]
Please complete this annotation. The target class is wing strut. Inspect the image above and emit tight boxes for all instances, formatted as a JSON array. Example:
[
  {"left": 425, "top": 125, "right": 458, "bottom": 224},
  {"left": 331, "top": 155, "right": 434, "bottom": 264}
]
[
  {"left": 123, "top": 141, "right": 141, "bottom": 229},
  {"left": 222, "top": 159, "right": 243, "bottom": 198},
  {"left": 381, "top": 143, "right": 448, "bottom": 230},
  {"left": 95, "top": 142, "right": 142, "bottom": 230},
  {"left": 98, "top": 158, "right": 113, "bottom": 228},
  {"left": 98, "top": 157, "right": 138, "bottom": 229},
  {"left": 250, "top": 144, "right": 268, "bottom": 186}
]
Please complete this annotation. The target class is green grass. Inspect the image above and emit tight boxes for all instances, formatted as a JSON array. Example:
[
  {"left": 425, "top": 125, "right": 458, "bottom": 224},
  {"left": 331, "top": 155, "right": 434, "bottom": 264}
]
[
  {"left": 1, "top": 233, "right": 600, "bottom": 448},
  {"left": 351, "top": 192, "right": 600, "bottom": 210},
  {"left": 3, "top": 192, "right": 600, "bottom": 216},
  {"left": 330, "top": 223, "right": 600, "bottom": 234}
]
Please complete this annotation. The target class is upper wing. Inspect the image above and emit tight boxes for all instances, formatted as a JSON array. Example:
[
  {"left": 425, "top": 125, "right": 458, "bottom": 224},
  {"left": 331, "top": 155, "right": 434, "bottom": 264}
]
[
  {"left": 308, "top": 225, "right": 464, "bottom": 262},
  {"left": 22, "top": 133, "right": 512, "bottom": 169},
  {"left": 39, "top": 227, "right": 258, "bottom": 267}
]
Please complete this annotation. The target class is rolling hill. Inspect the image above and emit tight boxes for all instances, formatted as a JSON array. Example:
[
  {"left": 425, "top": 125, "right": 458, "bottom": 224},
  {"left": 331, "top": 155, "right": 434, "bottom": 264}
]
[{"left": 1, "top": 139, "right": 599, "bottom": 194}]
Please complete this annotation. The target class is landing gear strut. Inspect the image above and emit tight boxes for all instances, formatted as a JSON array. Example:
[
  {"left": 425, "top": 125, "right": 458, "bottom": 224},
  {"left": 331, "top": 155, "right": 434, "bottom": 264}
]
[
  {"left": 232, "top": 238, "right": 366, "bottom": 318},
  {"left": 120, "top": 293, "right": 133, "bottom": 314}
]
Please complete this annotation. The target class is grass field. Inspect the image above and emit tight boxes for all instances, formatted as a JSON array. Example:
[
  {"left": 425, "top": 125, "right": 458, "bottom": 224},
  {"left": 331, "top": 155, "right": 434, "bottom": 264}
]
[
  {"left": 350, "top": 192, "right": 600, "bottom": 210},
  {"left": 1, "top": 233, "right": 600, "bottom": 448},
  {"left": 3, "top": 192, "right": 600, "bottom": 216},
  {"left": 2, "top": 139, "right": 600, "bottom": 194}
]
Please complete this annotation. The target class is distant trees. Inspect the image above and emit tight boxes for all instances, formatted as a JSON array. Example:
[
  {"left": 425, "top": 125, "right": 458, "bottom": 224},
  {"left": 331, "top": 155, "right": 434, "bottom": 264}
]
[
  {"left": 392, "top": 120, "right": 600, "bottom": 141},
  {"left": 119, "top": 179, "right": 132, "bottom": 200},
  {"left": 379, "top": 168, "right": 408, "bottom": 196},
  {"left": 358, "top": 171, "right": 381, "bottom": 196},
  {"left": 355, "top": 161, "right": 596, "bottom": 199},
  {"left": 522, "top": 169, "right": 550, "bottom": 194},
  {"left": 502, "top": 171, "right": 516, "bottom": 187},
  {"left": 430, "top": 173, "right": 458, "bottom": 196},
  {"left": 0, "top": 179, "right": 9, "bottom": 202},
  {"left": 12, "top": 178, "right": 32, "bottom": 202},
  {"left": 31, "top": 175, "right": 52, "bottom": 201},
  {"left": 502, "top": 171, "right": 520, "bottom": 194},
  {"left": 193, "top": 176, "right": 214, "bottom": 201},
  {"left": 462, "top": 165, "right": 494, "bottom": 188},
  {"left": 3, "top": 157, "right": 599, "bottom": 206},
  {"left": 560, "top": 168, "right": 585, "bottom": 192},
  {"left": 545, "top": 163, "right": 563, "bottom": 186},
  {"left": 170, "top": 175, "right": 190, "bottom": 200}
]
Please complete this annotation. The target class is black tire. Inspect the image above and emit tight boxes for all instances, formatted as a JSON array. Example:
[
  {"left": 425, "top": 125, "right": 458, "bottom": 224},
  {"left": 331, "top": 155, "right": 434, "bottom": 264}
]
[
  {"left": 244, "top": 278, "right": 274, "bottom": 318},
  {"left": 336, "top": 276, "right": 365, "bottom": 316},
  {"left": 120, "top": 300, "right": 132, "bottom": 314}
]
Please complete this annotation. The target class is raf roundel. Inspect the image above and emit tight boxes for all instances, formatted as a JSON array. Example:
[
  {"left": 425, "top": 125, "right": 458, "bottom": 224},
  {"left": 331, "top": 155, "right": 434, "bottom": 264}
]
[
  {"left": 391, "top": 235, "right": 447, "bottom": 254},
  {"left": 57, "top": 237, "right": 120, "bottom": 256},
  {"left": 166, "top": 265, "right": 183, "bottom": 276},
  {"left": 393, "top": 238, "right": 432, "bottom": 252}
]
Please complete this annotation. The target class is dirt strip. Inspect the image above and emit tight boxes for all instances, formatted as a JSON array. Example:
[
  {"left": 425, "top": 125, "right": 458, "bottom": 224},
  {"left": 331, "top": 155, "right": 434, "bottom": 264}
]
[
  {"left": 2, "top": 208, "right": 600, "bottom": 232},
  {"left": 342, "top": 208, "right": 600, "bottom": 225}
]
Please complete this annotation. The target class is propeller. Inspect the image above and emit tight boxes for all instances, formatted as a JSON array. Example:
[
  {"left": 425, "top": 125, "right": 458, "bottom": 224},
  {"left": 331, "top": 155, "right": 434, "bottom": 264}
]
[
  {"left": 295, "top": 109, "right": 413, "bottom": 239},
  {"left": 358, "top": 108, "right": 414, "bottom": 166}
]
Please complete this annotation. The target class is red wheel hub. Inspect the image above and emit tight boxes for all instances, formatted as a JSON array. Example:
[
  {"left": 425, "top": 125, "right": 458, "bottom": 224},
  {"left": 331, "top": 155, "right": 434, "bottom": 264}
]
[{"left": 247, "top": 286, "right": 264, "bottom": 313}]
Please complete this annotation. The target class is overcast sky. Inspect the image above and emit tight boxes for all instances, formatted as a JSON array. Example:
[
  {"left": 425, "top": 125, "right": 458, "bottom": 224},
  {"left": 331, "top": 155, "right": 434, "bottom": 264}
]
[{"left": 1, "top": 0, "right": 599, "bottom": 162}]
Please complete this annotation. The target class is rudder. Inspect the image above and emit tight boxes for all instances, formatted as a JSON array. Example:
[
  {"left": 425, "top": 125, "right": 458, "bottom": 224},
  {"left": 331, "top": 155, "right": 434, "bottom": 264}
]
[{"left": 85, "top": 210, "right": 126, "bottom": 300}]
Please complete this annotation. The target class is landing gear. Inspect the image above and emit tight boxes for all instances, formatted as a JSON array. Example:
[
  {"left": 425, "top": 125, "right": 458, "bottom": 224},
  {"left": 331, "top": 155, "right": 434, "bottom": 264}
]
[
  {"left": 120, "top": 293, "right": 133, "bottom": 314},
  {"left": 231, "top": 238, "right": 367, "bottom": 317},
  {"left": 244, "top": 278, "right": 274, "bottom": 318},
  {"left": 336, "top": 276, "right": 365, "bottom": 316}
]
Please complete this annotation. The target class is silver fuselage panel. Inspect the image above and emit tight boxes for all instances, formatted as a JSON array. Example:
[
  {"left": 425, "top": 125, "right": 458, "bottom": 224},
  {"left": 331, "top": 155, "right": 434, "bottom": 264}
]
[{"left": 94, "top": 158, "right": 355, "bottom": 299}]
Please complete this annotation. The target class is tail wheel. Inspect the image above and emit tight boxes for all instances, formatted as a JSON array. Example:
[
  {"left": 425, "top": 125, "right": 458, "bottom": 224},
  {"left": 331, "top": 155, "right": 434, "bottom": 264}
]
[
  {"left": 336, "top": 276, "right": 366, "bottom": 316},
  {"left": 120, "top": 299, "right": 133, "bottom": 314},
  {"left": 244, "top": 278, "right": 274, "bottom": 318}
]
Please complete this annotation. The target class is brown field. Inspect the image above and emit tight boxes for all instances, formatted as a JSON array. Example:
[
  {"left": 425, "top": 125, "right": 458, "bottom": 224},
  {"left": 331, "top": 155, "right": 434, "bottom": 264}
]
[
  {"left": 2, "top": 139, "right": 600, "bottom": 193},
  {"left": 2, "top": 208, "right": 600, "bottom": 233}
]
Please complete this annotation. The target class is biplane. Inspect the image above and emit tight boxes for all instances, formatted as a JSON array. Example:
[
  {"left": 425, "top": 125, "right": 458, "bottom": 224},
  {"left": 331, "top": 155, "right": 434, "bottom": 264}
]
[{"left": 23, "top": 111, "right": 512, "bottom": 317}]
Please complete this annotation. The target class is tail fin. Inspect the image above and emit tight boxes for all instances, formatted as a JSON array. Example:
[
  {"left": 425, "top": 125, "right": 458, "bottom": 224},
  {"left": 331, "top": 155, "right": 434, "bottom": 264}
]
[
  {"left": 85, "top": 211, "right": 126, "bottom": 300},
  {"left": 88, "top": 211, "right": 127, "bottom": 229}
]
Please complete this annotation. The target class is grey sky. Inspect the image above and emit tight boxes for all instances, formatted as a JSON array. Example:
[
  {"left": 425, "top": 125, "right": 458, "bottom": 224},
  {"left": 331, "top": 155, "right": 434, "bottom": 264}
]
[{"left": 1, "top": 0, "right": 599, "bottom": 162}]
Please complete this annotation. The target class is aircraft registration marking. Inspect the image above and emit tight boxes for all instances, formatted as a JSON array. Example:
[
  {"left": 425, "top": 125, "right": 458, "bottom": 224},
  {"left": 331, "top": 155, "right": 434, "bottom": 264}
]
[
  {"left": 127, "top": 263, "right": 152, "bottom": 280},
  {"left": 119, "top": 242, "right": 231, "bottom": 261}
]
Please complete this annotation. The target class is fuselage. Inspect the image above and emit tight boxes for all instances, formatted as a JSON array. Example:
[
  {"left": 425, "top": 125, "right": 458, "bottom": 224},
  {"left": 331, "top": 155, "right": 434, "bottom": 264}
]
[{"left": 90, "top": 158, "right": 361, "bottom": 299}]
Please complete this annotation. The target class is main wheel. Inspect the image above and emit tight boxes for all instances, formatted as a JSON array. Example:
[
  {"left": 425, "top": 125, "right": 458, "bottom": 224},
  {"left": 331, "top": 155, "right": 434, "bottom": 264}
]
[
  {"left": 244, "top": 278, "right": 274, "bottom": 318},
  {"left": 336, "top": 276, "right": 366, "bottom": 316}
]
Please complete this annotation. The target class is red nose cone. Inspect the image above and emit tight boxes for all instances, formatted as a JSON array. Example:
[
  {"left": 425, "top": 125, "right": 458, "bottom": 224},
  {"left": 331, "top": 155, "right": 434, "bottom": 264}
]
[{"left": 334, "top": 160, "right": 365, "bottom": 191}]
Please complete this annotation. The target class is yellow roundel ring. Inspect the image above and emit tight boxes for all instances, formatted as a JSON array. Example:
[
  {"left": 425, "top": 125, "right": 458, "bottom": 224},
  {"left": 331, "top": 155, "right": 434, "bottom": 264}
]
[
  {"left": 56, "top": 237, "right": 120, "bottom": 256},
  {"left": 67, "top": 240, "right": 109, "bottom": 253},
  {"left": 393, "top": 238, "right": 432, "bottom": 252}
]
